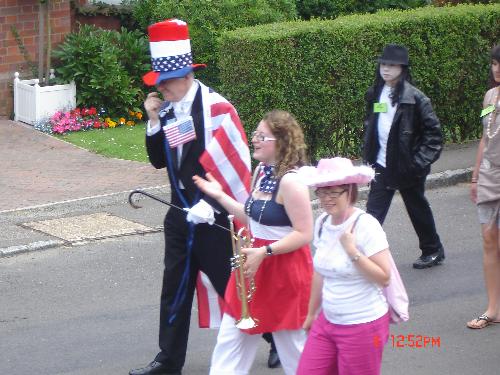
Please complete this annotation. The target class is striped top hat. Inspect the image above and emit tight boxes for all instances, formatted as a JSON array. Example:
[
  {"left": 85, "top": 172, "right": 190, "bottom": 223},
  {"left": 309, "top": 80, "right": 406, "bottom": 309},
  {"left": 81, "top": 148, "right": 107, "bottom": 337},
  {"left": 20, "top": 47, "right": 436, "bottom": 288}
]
[{"left": 142, "top": 19, "right": 206, "bottom": 86}]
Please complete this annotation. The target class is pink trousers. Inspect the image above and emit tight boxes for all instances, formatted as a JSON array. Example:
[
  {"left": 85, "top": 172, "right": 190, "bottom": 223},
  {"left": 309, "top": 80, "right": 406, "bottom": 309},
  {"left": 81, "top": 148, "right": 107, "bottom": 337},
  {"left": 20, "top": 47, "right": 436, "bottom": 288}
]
[{"left": 297, "top": 311, "right": 389, "bottom": 375}]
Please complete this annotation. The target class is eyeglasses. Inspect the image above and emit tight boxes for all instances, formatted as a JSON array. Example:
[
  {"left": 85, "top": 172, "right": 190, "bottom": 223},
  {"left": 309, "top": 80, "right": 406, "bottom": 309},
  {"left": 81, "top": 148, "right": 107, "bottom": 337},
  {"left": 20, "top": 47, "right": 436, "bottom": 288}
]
[
  {"left": 251, "top": 131, "right": 276, "bottom": 142},
  {"left": 315, "top": 189, "right": 348, "bottom": 199}
]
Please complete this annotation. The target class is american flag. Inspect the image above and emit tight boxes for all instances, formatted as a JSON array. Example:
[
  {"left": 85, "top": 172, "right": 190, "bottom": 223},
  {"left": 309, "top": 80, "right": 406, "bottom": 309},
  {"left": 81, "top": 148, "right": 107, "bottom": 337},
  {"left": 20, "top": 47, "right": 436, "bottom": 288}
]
[
  {"left": 195, "top": 82, "right": 251, "bottom": 328},
  {"left": 196, "top": 272, "right": 225, "bottom": 328},
  {"left": 200, "top": 101, "right": 251, "bottom": 203},
  {"left": 164, "top": 117, "right": 196, "bottom": 148}
]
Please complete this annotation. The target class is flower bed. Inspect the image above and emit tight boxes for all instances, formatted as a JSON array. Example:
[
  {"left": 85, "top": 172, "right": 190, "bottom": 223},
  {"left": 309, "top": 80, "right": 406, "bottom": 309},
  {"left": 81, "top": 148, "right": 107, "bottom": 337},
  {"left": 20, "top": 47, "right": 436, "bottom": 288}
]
[{"left": 35, "top": 107, "right": 143, "bottom": 134}]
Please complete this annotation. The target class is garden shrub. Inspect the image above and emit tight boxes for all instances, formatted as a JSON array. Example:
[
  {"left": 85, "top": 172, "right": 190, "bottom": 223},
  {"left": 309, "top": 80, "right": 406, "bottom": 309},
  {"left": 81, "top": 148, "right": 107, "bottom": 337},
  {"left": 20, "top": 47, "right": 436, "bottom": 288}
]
[
  {"left": 52, "top": 25, "right": 150, "bottom": 117},
  {"left": 127, "top": 0, "right": 297, "bottom": 88},
  {"left": 126, "top": 0, "right": 161, "bottom": 30},
  {"left": 218, "top": 4, "right": 500, "bottom": 161}
]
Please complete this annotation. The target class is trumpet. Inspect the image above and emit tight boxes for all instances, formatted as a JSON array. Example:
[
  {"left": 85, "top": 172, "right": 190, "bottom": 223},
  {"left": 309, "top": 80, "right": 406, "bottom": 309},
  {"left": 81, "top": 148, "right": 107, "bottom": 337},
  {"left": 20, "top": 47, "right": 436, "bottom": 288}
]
[{"left": 228, "top": 215, "right": 258, "bottom": 329}]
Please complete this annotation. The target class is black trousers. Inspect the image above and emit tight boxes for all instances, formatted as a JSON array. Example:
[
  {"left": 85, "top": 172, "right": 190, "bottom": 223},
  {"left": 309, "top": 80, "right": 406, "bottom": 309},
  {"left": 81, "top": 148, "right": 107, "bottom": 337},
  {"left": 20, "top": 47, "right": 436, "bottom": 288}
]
[
  {"left": 154, "top": 194, "right": 232, "bottom": 372},
  {"left": 366, "top": 164, "right": 443, "bottom": 257}
]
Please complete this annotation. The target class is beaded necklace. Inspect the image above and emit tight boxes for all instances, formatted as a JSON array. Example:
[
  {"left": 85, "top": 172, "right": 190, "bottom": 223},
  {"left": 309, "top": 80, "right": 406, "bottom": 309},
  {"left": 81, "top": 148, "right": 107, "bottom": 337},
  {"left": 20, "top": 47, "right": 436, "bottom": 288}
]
[
  {"left": 486, "top": 87, "right": 500, "bottom": 139},
  {"left": 245, "top": 193, "right": 270, "bottom": 224},
  {"left": 245, "top": 166, "right": 276, "bottom": 224}
]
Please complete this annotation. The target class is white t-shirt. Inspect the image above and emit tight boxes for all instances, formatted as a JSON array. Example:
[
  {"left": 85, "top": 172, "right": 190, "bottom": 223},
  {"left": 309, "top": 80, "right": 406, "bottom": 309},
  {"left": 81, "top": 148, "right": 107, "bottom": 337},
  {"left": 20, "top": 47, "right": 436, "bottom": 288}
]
[
  {"left": 313, "top": 208, "right": 389, "bottom": 324},
  {"left": 376, "top": 85, "right": 398, "bottom": 167}
]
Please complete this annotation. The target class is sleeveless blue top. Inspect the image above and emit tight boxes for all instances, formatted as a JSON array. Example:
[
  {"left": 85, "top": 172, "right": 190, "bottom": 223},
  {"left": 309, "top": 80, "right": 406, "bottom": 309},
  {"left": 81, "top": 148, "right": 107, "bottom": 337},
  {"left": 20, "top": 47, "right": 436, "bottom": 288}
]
[{"left": 244, "top": 178, "right": 292, "bottom": 227}]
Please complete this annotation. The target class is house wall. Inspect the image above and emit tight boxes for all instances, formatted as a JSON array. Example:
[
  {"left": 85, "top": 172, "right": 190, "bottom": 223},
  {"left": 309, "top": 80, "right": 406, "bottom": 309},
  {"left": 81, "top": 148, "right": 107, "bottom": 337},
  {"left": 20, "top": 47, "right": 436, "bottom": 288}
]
[
  {"left": 73, "top": 13, "right": 121, "bottom": 32},
  {"left": 0, "top": 0, "right": 72, "bottom": 118}
]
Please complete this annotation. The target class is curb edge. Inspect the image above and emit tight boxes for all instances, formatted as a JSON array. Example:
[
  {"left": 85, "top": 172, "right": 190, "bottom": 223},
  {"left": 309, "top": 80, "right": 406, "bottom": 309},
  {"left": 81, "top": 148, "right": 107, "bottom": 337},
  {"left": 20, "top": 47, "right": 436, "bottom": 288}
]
[{"left": 1, "top": 168, "right": 473, "bottom": 258}]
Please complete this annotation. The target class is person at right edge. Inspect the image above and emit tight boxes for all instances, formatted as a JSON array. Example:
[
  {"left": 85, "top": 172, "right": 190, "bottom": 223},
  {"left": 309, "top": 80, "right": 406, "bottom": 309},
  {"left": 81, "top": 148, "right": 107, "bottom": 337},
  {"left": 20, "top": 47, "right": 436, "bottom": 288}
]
[
  {"left": 362, "top": 44, "right": 445, "bottom": 269},
  {"left": 466, "top": 44, "right": 500, "bottom": 330}
]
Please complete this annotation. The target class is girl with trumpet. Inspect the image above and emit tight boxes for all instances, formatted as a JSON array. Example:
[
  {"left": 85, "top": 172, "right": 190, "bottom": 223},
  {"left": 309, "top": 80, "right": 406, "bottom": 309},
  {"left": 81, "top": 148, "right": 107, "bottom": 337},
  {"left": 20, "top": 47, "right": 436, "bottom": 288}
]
[{"left": 193, "top": 110, "right": 313, "bottom": 375}]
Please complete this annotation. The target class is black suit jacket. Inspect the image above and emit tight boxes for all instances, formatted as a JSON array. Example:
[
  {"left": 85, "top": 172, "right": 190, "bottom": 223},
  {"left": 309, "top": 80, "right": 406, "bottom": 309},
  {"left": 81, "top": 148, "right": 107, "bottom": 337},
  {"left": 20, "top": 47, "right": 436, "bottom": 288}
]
[{"left": 146, "top": 86, "right": 223, "bottom": 212}]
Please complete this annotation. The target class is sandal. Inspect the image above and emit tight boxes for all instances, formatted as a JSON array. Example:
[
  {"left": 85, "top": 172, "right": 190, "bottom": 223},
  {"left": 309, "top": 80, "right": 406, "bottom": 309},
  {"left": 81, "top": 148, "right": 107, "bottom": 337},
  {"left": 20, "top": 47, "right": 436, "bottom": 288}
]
[{"left": 466, "top": 314, "right": 496, "bottom": 329}]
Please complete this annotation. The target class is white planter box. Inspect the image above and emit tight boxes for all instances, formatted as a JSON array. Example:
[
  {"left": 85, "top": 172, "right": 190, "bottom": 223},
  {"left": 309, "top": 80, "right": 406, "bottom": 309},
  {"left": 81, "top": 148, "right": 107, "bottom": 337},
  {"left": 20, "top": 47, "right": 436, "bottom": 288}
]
[{"left": 13, "top": 72, "right": 76, "bottom": 125}]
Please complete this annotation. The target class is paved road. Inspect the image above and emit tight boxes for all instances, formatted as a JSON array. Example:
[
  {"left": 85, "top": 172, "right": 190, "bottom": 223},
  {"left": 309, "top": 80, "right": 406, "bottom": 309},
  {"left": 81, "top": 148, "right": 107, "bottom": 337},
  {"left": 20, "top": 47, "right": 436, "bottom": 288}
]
[
  {"left": 0, "top": 119, "right": 491, "bottom": 374},
  {"left": 0, "top": 118, "right": 477, "bottom": 252},
  {"left": 2, "top": 184, "right": 500, "bottom": 375},
  {"left": 0, "top": 118, "right": 476, "bottom": 215}
]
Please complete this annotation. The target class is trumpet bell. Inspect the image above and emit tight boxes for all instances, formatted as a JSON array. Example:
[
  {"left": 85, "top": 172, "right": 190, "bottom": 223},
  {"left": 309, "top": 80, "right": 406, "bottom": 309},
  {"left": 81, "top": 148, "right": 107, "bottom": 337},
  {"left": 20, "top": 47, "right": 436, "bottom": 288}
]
[
  {"left": 227, "top": 215, "right": 258, "bottom": 330},
  {"left": 235, "top": 317, "right": 258, "bottom": 330}
]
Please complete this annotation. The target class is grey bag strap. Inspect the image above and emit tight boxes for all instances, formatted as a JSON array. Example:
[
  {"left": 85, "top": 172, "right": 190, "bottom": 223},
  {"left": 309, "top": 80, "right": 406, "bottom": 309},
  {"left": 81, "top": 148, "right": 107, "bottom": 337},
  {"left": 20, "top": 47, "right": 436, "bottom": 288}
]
[
  {"left": 318, "top": 213, "right": 366, "bottom": 239},
  {"left": 317, "top": 214, "right": 330, "bottom": 239}
]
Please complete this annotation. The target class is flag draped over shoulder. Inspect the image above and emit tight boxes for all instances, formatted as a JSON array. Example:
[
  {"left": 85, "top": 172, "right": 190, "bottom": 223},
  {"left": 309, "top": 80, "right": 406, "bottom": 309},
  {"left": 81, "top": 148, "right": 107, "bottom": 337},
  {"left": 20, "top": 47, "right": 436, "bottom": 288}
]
[{"left": 195, "top": 81, "right": 251, "bottom": 328}]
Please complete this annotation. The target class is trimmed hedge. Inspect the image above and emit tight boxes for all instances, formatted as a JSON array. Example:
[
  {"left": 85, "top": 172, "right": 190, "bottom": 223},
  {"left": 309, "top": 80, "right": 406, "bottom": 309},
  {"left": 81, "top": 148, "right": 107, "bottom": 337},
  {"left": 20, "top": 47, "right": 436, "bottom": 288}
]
[
  {"left": 432, "top": 0, "right": 494, "bottom": 5},
  {"left": 218, "top": 4, "right": 500, "bottom": 161},
  {"left": 296, "top": 0, "right": 428, "bottom": 20}
]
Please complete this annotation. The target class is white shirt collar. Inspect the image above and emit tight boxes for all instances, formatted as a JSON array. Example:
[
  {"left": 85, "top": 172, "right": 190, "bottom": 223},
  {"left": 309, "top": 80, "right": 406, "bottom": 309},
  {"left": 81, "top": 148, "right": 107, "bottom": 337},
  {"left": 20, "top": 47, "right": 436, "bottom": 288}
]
[{"left": 172, "top": 79, "right": 199, "bottom": 117}]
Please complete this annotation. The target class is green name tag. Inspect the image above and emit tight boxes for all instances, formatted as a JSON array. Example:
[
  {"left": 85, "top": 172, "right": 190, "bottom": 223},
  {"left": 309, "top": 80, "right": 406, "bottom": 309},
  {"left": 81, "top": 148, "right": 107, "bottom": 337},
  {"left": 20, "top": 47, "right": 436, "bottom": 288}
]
[
  {"left": 480, "top": 105, "right": 495, "bottom": 117},
  {"left": 373, "top": 102, "right": 388, "bottom": 113}
]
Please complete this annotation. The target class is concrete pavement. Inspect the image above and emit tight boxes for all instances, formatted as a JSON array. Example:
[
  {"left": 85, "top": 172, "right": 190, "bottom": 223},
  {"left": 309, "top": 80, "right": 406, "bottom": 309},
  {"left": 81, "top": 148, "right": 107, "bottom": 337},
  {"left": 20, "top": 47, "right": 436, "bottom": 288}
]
[
  {"left": 0, "top": 118, "right": 477, "bottom": 255},
  {"left": 0, "top": 120, "right": 168, "bottom": 212}
]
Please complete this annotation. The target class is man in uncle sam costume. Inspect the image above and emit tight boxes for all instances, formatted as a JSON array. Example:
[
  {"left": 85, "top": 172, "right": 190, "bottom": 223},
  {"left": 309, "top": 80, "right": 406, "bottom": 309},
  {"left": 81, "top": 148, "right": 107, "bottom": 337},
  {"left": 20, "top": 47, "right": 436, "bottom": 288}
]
[{"left": 129, "top": 19, "right": 251, "bottom": 375}]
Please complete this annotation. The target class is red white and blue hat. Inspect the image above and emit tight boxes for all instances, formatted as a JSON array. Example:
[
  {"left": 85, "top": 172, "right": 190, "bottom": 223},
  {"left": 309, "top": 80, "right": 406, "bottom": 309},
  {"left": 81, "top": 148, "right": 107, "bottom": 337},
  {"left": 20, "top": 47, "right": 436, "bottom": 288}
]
[{"left": 143, "top": 19, "right": 206, "bottom": 86}]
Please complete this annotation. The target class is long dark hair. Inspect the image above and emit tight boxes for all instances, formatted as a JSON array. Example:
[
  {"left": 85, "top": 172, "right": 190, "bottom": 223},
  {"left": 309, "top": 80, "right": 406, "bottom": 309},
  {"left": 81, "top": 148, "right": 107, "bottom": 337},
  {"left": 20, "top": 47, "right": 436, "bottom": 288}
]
[
  {"left": 367, "top": 64, "right": 413, "bottom": 106},
  {"left": 489, "top": 45, "right": 500, "bottom": 88}
]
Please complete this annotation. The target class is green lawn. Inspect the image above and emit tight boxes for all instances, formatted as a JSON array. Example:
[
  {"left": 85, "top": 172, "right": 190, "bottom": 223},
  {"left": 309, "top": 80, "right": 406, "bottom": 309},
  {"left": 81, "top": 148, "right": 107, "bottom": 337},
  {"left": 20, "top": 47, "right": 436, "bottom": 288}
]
[{"left": 55, "top": 123, "right": 148, "bottom": 162}]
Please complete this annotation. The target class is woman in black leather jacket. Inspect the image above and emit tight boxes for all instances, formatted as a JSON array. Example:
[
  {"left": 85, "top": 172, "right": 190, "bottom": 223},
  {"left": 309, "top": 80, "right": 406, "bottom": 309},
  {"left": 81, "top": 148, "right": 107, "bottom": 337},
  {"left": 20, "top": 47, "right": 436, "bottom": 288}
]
[{"left": 362, "top": 44, "right": 445, "bottom": 269}]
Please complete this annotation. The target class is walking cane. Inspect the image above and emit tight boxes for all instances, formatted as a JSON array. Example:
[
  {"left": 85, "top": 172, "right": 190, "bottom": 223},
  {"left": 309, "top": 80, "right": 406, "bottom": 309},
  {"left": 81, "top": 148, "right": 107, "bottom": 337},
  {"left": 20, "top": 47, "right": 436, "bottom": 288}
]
[{"left": 128, "top": 189, "right": 230, "bottom": 232}]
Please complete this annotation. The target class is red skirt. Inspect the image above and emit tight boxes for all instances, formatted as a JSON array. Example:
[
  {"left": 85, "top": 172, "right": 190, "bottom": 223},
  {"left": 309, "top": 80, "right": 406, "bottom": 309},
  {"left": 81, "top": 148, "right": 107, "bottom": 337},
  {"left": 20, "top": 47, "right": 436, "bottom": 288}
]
[{"left": 223, "top": 238, "right": 313, "bottom": 334}]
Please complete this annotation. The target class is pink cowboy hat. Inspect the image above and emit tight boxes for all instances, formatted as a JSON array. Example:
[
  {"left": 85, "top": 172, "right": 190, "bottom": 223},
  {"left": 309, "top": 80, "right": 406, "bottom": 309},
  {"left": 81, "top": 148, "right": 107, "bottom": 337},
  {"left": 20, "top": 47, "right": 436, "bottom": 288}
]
[{"left": 298, "top": 157, "right": 375, "bottom": 188}]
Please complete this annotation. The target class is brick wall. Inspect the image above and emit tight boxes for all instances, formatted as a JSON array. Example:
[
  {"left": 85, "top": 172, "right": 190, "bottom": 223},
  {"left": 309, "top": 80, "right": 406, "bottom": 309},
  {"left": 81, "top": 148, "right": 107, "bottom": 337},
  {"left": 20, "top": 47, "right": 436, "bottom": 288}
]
[
  {"left": 73, "top": 13, "right": 122, "bottom": 32},
  {"left": 0, "top": 0, "right": 72, "bottom": 118}
]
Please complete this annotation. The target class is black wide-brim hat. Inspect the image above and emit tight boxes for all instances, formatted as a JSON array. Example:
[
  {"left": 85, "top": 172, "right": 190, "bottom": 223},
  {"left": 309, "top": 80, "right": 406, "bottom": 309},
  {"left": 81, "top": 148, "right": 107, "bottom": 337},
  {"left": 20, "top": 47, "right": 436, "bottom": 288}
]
[{"left": 378, "top": 44, "right": 409, "bottom": 66}]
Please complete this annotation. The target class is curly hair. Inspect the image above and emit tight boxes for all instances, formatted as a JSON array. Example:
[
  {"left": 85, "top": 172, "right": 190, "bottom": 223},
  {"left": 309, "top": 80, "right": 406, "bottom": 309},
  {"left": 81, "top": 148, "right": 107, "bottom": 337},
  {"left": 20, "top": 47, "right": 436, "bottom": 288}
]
[{"left": 262, "top": 110, "right": 308, "bottom": 179}]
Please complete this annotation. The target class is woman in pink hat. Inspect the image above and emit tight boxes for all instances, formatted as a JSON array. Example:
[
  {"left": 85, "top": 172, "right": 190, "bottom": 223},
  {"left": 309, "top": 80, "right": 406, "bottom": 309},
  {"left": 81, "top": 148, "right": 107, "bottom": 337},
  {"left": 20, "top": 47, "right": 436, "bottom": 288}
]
[
  {"left": 296, "top": 157, "right": 391, "bottom": 375},
  {"left": 193, "top": 110, "right": 313, "bottom": 375}
]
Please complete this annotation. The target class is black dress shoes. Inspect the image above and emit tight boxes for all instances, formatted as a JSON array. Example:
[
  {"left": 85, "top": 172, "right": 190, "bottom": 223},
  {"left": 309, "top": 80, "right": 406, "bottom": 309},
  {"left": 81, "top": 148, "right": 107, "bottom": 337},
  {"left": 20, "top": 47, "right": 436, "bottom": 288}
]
[
  {"left": 412, "top": 248, "right": 445, "bottom": 269},
  {"left": 129, "top": 361, "right": 179, "bottom": 375},
  {"left": 267, "top": 347, "right": 281, "bottom": 369}
]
